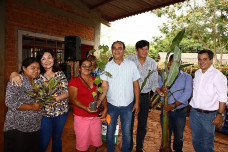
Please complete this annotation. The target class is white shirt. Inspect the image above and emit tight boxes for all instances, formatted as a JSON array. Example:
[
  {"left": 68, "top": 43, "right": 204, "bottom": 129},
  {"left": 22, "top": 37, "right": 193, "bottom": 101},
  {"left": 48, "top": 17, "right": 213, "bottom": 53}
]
[
  {"left": 126, "top": 54, "right": 159, "bottom": 93},
  {"left": 100, "top": 59, "right": 140, "bottom": 106},
  {"left": 190, "top": 66, "right": 227, "bottom": 110}
]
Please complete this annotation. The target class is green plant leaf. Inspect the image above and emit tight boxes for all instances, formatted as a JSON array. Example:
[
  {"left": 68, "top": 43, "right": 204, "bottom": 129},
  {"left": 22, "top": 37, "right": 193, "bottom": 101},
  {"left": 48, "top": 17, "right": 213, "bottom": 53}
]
[
  {"left": 94, "top": 76, "right": 102, "bottom": 86},
  {"left": 140, "top": 70, "right": 155, "bottom": 91},
  {"left": 88, "top": 49, "right": 96, "bottom": 56},
  {"left": 98, "top": 87, "right": 103, "bottom": 93},
  {"left": 165, "top": 46, "right": 181, "bottom": 87},
  {"left": 92, "top": 92, "right": 97, "bottom": 98},
  {"left": 179, "top": 63, "right": 194, "bottom": 69},
  {"left": 170, "top": 29, "right": 185, "bottom": 51}
]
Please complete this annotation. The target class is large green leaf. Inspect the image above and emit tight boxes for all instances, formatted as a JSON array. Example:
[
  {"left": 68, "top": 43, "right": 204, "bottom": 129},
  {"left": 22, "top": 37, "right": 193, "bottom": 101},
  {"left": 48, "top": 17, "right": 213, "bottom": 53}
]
[
  {"left": 165, "top": 46, "right": 181, "bottom": 87},
  {"left": 140, "top": 70, "right": 155, "bottom": 91},
  {"left": 179, "top": 63, "right": 194, "bottom": 69},
  {"left": 170, "top": 29, "right": 185, "bottom": 51}
]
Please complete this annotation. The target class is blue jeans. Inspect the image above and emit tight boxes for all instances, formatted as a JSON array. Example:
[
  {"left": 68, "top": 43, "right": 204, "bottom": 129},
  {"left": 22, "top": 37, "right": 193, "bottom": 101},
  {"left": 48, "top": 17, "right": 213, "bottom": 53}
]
[
  {"left": 107, "top": 102, "right": 133, "bottom": 152},
  {"left": 189, "top": 108, "right": 216, "bottom": 152},
  {"left": 130, "top": 93, "right": 150, "bottom": 151},
  {"left": 160, "top": 107, "right": 187, "bottom": 152},
  {"left": 39, "top": 112, "right": 68, "bottom": 152}
]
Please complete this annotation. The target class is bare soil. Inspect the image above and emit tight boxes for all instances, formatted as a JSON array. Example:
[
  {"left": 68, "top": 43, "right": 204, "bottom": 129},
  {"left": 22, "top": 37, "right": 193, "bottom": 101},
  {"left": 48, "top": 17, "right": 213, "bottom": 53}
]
[{"left": 47, "top": 109, "right": 228, "bottom": 152}]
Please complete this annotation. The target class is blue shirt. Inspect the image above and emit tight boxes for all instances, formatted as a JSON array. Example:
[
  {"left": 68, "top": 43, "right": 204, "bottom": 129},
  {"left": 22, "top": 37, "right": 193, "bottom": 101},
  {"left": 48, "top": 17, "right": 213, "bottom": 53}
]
[
  {"left": 159, "top": 70, "right": 193, "bottom": 109},
  {"left": 100, "top": 59, "right": 140, "bottom": 106}
]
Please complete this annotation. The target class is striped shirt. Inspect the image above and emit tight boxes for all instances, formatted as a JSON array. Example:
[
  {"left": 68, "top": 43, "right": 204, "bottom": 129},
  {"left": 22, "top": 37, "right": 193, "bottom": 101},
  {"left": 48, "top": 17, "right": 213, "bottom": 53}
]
[
  {"left": 100, "top": 59, "right": 140, "bottom": 106},
  {"left": 126, "top": 54, "right": 159, "bottom": 93}
]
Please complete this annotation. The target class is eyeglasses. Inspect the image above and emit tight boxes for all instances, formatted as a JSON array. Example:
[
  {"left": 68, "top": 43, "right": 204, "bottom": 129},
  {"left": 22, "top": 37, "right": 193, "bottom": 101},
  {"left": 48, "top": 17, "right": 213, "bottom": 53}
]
[{"left": 81, "top": 65, "right": 92, "bottom": 69}]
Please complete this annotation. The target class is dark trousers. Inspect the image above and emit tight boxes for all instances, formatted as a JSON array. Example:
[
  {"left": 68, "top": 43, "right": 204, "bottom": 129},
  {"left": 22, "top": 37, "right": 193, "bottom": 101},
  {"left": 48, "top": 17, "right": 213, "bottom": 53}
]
[
  {"left": 160, "top": 107, "right": 187, "bottom": 152},
  {"left": 4, "top": 129, "right": 40, "bottom": 152},
  {"left": 130, "top": 93, "right": 150, "bottom": 151}
]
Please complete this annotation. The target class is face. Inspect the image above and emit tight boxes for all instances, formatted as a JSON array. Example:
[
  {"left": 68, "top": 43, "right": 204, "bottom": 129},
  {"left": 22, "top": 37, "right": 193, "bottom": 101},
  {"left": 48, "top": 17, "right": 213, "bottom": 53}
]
[
  {"left": 198, "top": 53, "right": 213, "bottom": 72},
  {"left": 167, "top": 58, "right": 173, "bottom": 70},
  {"left": 23, "top": 62, "right": 40, "bottom": 81},
  {"left": 80, "top": 60, "right": 92, "bottom": 75},
  {"left": 137, "top": 46, "right": 148, "bottom": 59},
  {"left": 40, "top": 52, "right": 54, "bottom": 70},
  {"left": 112, "top": 42, "right": 125, "bottom": 60}
]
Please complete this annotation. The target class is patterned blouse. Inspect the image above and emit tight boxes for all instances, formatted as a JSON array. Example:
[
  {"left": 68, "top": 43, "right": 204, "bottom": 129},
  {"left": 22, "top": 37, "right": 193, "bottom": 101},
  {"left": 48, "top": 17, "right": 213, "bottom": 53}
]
[
  {"left": 35, "top": 71, "right": 69, "bottom": 117},
  {"left": 4, "top": 73, "right": 42, "bottom": 132}
]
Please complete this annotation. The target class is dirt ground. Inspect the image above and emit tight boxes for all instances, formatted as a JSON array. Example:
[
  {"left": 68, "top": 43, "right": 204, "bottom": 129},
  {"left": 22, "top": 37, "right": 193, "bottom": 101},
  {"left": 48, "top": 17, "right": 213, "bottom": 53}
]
[{"left": 47, "top": 109, "right": 228, "bottom": 152}]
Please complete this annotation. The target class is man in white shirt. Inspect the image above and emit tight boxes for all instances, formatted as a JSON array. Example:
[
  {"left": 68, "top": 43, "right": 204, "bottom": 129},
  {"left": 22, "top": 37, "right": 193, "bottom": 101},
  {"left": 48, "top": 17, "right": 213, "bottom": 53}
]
[
  {"left": 189, "top": 50, "right": 227, "bottom": 152},
  {"left": 99, "top": 41, "right": 140, "bottom": 152}
]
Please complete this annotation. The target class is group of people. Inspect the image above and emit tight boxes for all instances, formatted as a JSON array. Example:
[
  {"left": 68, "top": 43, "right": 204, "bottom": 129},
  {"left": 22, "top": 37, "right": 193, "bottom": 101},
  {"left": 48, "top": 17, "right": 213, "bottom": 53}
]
[{"left": 3, "top": 40, "right": 227, "bottom": 152}]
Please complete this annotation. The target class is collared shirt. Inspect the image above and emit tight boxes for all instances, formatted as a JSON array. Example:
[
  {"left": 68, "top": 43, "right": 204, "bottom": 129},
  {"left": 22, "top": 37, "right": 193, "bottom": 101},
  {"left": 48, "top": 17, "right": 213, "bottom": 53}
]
[
  {"left": 4, "top": 73, "right": 42, "bottom": 132},
  {"left": 35, "top": 71, "right": 69, "bottom": 117},
  {"left": 190, "top": 65, "right": 227, "bottom": 110},
  {"left": 159, "top": 70, "right": 193, "bottom": 109},
  {"left": 100, "top": 59, "right": 140, "bottom": 106},
  {"left": 126, "top": 54, "right": 159, "bottom": 93}
]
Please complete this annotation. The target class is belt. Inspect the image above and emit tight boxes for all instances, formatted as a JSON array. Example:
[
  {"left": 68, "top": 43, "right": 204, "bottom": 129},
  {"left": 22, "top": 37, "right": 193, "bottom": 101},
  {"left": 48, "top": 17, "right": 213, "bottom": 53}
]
[
  {"left": 171, "top": 106, "right": 186, "bottom": 112},
  {"left": 194, "top": 108, "right": 217, "bottom": 113},
  {"left": 140, "top": 92, "right": 149, "bottom": 96}
]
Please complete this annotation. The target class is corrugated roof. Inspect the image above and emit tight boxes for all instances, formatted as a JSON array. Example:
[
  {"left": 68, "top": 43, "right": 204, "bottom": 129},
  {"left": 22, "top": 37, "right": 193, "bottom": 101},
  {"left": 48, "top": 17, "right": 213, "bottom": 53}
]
[{"left": 81, "top": 0, "right": 186, "bottom": 22}]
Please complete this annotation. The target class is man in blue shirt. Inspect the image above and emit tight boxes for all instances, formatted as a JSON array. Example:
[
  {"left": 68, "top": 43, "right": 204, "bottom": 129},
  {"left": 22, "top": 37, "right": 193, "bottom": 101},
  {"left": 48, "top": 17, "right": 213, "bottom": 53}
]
[{"left": 159, "top": 54, "right": 193, "bottom": 152}]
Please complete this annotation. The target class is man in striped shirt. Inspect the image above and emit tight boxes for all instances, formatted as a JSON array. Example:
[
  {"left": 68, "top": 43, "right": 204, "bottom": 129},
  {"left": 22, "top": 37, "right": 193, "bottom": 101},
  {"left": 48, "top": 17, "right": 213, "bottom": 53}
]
[{"left": 99, "top": 41, "right": 141, "bottom": 152}]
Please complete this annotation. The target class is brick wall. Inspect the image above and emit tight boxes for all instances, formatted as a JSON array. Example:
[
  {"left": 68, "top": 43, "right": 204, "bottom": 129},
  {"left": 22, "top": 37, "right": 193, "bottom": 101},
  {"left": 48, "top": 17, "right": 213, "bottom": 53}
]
[{"left": 5, "top": 0, "right": 95, "bottom": 79}]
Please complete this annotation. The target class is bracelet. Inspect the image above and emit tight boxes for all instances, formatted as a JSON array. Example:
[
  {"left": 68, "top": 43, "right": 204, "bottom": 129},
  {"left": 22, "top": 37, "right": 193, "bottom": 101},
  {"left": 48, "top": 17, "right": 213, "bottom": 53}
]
[
  {"left": 217, "top": 112, "right": 225, "bottom": 117},
  {"left": 98, "top": 98, "right": 103, "bottom": 102}
]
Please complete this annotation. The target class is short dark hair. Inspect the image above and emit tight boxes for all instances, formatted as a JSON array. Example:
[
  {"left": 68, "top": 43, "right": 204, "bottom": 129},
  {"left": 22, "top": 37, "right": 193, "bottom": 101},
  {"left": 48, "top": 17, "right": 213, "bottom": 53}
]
[
  {"left": 20, "top": 57, "right": 39, "bottom": 74},
  {"left": 198, "top": 50, "right": 214, "bottom": 60},
  {"left": 79, "top": 58, "right": 92, "bottom": 67},
  {"left": 111, "top": 41, "right": 126, "bottom": 50},
  {"left": 169, "top": 54, "right": 174, "bottom": 62},
  {"left": 87, "top": 55, "right": 97, "bottom": 62},
  {"left": 36, "top": 49, "right": 61, "bottom": 74},
  {"left": 135, "top": 40, "right": 149, "bottom": 50}
]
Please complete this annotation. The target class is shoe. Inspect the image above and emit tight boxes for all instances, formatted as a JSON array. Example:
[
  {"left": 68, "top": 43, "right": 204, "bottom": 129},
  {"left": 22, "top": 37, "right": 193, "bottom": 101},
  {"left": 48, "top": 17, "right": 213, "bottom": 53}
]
[{"left": 136, "top": 149, "right": 145, "bottom": 152}]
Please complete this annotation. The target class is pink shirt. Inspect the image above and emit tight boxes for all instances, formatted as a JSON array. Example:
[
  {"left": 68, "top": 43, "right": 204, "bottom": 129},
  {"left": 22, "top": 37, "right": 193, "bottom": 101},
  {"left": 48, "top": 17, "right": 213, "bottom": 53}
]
[{"left": 190, "top": 66, "right": 227, "bottom": 110}]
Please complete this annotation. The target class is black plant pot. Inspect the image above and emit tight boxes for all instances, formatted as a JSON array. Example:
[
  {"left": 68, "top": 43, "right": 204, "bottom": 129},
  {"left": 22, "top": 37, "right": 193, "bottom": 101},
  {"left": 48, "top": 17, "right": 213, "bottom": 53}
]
[{"left": 89, "top": 101, "right": 97, "bottom": 111}]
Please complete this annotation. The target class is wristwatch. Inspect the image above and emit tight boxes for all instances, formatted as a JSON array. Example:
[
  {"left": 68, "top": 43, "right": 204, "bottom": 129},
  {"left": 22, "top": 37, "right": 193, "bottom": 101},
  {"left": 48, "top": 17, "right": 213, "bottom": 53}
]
[{"left": 217, "top": 112, "right": 225, "bottom": 117}]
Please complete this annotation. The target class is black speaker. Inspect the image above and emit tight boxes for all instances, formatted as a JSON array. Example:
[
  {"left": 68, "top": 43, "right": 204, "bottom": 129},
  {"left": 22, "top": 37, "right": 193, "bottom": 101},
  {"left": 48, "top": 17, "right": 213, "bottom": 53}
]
[
  {"left": 64, "top": 36, "right": 81, "bottom": 62},
  {"left": 60, "top": 63, "right": 71, "bottom": 81}
]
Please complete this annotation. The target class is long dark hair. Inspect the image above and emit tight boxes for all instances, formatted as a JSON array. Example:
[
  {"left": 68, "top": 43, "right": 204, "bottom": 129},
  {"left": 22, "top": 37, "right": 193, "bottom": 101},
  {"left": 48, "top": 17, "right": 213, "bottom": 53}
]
[
  {"left": 36, "top": 49, "right": 61, "bottom": 74},
  {"left": 20, "top": 57, "right": 39, "bottom": 74}
]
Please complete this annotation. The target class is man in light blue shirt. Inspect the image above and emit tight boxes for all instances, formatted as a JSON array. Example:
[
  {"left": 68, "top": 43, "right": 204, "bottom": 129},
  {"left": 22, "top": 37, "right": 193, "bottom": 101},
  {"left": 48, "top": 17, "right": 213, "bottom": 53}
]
[
  {"left": 99, "top": 41, "right": 140, "bottom": 152},
  {"left": 159, "top": 54, "right": 193, "bottom": 152}
]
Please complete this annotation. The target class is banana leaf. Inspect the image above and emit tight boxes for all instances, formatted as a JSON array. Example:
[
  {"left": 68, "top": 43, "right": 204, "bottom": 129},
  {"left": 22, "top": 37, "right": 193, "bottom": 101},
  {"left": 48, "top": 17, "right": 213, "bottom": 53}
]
[{"left": 165, "top": 46, "right": 181, "bottom": 87}]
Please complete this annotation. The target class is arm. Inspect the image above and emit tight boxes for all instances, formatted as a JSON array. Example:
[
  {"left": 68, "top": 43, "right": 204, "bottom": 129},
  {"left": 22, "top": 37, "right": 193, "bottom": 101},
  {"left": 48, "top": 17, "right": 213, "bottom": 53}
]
[
  {"left": 10, "top": 72, "right": 23, "bottom": 86},
  {"left": 54, "top": 72, "right": 69, "bottom": 101},
  {"left": 5, "top": 81, "right": 40, "bottom": 111},
  {"left": 212, "top": 102, "right": 226, "bottom": 128},
  {"left": 98, "top": 80, "right": 109, "bottom": 102},
  {"left": 99, "top": 97, "right": 108, "bottom": 119},
  {"left": 132, "top": 80, "right": 140, "bottom": 115},
  {"left": 212, "top": 74, "right": 227, "bottom": 128},
  {"left": 55, "top": 92, "right": 69, "bottom": 101},
  {"left": 17, "top": 103, "right": 41, "bottom": 111},
  {"left": 164, "top": 74, "right": 193, "bottom": 111},
  {"left": 68, "top": 86, "right": 96, "bottom": 113}
]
